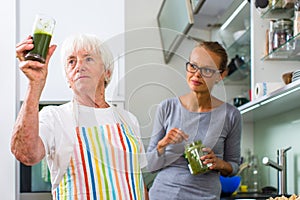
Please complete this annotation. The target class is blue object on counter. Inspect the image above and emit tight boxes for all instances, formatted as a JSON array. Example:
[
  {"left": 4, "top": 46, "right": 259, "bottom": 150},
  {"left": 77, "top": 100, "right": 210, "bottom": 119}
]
[{"left": 220, "top": 175, "right": 241, "bottom": 196}]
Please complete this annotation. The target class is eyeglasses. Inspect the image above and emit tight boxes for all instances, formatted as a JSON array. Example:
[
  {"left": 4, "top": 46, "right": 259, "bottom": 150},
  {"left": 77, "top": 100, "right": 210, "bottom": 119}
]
[{"left": 185, "top": 62, "right": 222, "bottom": 78}]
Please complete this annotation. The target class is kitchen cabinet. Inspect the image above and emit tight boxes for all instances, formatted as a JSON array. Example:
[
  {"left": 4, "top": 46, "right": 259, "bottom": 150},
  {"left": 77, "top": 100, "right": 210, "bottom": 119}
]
[
  {"left": 213, "top": 0, "right": 300, "bottom": 194},
  {"left": 248, "top": 1, "right": 300, "bottom": 109},
  {"left": 223, "top": 27, "right": 251, "bottom": 85},
  {"left": 217, "top": 0, "right": 300, "bottom": 102},
  {"left": 234, "top": 0, "right": 300, "bottom": 194},
  {"left": 241, "top": 3, "right": 300, "bottom": 115},
  {"left": 215, "top": 2, "right": 300, "bottom": 122},
  {"left": 248, "top": 0, "right": 300, "bottom": 100},
  {"left": 260, "top": 2, "right": 300, "bottom": 61},
  {"left": 212, "top": 0, "right": 251, "bottom": 103}
]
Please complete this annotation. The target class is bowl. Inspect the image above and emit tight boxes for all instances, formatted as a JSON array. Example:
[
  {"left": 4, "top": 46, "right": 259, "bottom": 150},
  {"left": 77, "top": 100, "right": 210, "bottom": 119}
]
[
  {"left": 220, "top": 175, "right": 241, "bottom": 197},
  {"left": 233, "top": 97, "right": 249, "bottom": 107},
  {"left": 282, "top": 72, "right": 292, "bottom": 84}
]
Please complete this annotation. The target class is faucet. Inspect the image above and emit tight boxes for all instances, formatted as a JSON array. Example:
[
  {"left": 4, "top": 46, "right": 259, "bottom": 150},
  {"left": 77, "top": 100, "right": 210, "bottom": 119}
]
[{"left": 262, "top": 146, "right": 292, "bottom": 196}]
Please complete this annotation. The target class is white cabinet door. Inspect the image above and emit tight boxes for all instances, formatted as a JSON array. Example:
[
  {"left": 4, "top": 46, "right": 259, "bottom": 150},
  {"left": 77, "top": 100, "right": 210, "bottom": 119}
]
[{"left": 18, "top": 0, "right": 125, "bottom": 102}]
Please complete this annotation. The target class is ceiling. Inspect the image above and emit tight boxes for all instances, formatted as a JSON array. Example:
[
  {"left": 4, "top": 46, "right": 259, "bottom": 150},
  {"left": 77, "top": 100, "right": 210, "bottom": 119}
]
[{"left": 193, "top": 0, "right": 235, "bottom": 30}]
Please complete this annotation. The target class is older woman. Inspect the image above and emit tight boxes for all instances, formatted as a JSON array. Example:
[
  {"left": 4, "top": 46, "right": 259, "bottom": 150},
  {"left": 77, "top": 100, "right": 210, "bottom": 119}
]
[
  {"left": 11, "top": 34, "right": 148, "bottom": 200},
  {"left": 147, "top": 41, "right": 242, "bottom": 200}
]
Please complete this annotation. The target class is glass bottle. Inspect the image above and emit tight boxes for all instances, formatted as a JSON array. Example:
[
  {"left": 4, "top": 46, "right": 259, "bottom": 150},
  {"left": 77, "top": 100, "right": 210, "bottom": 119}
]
[
  {"left": 294, "top": 0, "right": 300, "bottom": 36},
  {"left": 269, "top": 20, "right": 275, "bottom": 54},
  {"left": 240, "top": 150, "right": 251, "bottom": 191},
  {"left": 248, "top": 155, "right": 261, "bottom": 192}
]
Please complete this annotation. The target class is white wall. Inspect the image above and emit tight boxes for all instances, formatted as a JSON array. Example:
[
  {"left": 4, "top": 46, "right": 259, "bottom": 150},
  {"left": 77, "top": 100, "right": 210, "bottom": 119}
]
[
  {"left": 124, "top": 0, "right": 213, "bottom": 146},
  {"left": 14, "top": 0, "right": 125, "bottom": 198},
  {"left": 124, "top": 0, "right": 244, "bottom": 148},
  {"left": 0, "top": 1, "right": 17, "bottom": 200},
  {"left": 18, "top": 0, "right": 125, "bottom": 102},
  {"left": 254, "top": 108, "right": 300, "bottom": 194}
]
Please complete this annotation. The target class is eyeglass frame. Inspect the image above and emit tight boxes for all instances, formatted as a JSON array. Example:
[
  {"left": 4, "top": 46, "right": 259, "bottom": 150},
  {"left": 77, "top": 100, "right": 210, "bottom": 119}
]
[{"left": 185, "top": 62, "right": 223, "bottom": 78}]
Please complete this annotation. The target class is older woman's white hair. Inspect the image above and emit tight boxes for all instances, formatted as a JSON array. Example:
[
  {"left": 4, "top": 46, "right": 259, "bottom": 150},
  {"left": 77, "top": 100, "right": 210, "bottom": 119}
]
[{"left": 60, "top": 33, "right": 114, "bottom": 86}]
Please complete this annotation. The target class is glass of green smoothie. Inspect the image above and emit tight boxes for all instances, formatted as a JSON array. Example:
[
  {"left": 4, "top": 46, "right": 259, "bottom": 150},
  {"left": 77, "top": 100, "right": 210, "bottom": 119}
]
[{"left": 25, "top": 14, "right": 56, "bottom": 63}]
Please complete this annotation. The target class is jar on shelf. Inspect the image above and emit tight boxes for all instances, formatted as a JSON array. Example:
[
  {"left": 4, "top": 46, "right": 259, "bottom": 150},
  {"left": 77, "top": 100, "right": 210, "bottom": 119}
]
[
  {"left": 294, "top": 0, "right": 300, "bottom": 36},
  {"left": 271, "top": 0, "right": 284, "bottom": 8},
  {"left": 268, "top": 20, "right": 275, "bottom": 53},
  {"left": 272, "top": 0, "right": 294, "bottom": 8},
  {"left": 272, "top": 18, "right": 294, "bottom": 51}
]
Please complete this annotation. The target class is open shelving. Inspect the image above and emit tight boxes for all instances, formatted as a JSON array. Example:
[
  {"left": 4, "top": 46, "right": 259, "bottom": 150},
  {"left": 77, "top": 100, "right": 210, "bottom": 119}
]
[{"left": 238, "top": 80, "right": 300, "bottom": 122}]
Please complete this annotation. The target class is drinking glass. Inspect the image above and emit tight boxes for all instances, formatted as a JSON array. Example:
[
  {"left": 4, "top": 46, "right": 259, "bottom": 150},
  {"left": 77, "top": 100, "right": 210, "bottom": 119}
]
[{"left": 25, "top": 14, "right": 56, "bottom": 63}]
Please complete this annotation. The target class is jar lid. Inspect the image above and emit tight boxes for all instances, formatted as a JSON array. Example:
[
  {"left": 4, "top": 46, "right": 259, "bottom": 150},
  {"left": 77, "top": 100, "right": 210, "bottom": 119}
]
[{"left": 186, "top": 140, "right": 203, "bottom": 148}]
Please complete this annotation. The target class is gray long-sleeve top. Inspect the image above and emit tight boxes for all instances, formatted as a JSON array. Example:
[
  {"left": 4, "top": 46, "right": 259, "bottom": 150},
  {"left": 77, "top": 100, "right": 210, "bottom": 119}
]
[{"left": 146, "top": 97, "right": 242, "bottom": 200}]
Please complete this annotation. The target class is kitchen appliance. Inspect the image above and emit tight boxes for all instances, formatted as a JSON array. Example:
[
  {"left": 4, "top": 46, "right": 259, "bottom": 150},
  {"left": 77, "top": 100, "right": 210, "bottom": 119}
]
[{"left": 233, "top": 96, "right": 249, "bottom": 107}]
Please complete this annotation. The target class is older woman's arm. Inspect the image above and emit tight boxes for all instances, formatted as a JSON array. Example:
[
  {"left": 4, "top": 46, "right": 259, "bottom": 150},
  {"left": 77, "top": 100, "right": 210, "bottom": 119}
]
[
  {"left": 11, "top": 90, "right": 45, "bottom": 165},
  {"left": 11, "top": 37, "right": 56, "bottom": 165}
]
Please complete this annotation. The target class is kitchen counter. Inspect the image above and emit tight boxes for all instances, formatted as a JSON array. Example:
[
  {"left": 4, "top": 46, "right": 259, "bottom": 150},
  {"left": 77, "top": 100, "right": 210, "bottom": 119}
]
[{"left": 221, "top": 192, "right": 275, "bottom": 199}]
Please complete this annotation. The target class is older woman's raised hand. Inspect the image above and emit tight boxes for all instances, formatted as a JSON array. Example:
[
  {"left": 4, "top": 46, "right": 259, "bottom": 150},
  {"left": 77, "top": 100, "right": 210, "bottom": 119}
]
[{"left": 16, "top": 36, "right": 56, "bottom": 89}]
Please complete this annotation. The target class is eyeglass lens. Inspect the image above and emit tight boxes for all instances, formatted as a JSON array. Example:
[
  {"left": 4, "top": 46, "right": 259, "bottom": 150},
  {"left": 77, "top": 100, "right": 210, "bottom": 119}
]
[{"left": 186, "top": 62, "right": 218, "bottom": 78}]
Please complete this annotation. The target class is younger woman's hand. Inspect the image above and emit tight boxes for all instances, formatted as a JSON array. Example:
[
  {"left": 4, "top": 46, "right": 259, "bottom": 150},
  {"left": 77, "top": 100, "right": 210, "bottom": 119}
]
[
  {"left": 201, "top": 147, "right": 216, "bottom": 169},
  {"left": 156, "top": 128, "right": 189, "bottom": 155},
  {"left": 201, "top": 147, "right": 233, "bottom": 176}
]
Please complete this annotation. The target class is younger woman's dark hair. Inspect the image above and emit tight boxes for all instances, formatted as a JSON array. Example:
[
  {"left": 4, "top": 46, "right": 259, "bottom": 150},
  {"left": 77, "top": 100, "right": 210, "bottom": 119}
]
[{"left": 197, "top": 41, "right": 228, "bottom": 72}]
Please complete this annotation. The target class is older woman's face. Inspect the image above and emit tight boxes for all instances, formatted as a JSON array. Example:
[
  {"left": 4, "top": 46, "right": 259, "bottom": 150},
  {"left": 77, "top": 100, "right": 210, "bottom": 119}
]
[
  {"left": 65, "top": 49, "right": 106, "bottom": 94},
  {"left": 187, "top": 46, "right": 221, "bottom": 93}
]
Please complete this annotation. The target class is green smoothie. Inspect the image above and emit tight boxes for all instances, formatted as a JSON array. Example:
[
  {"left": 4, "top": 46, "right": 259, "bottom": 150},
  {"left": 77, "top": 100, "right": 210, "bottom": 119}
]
[
  {"left": 184, "top": 140, "right": 209, "bottom": 175},
  {"left": 25, "top": 32, "right": 52, "bottom": 63}
]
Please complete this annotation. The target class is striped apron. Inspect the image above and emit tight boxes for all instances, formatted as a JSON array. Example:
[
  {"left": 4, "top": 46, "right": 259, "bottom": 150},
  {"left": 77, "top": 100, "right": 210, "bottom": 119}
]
[{"left": 52, "top": 122, "right": 145, "bottom": 200}]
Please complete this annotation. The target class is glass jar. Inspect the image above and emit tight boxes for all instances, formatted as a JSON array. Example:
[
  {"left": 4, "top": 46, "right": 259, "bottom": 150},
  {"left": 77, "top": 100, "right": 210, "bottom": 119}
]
[
  {"left": 184, "top": 140, "right": 210, "bottom": 175},
  {"left": 272, "top": 18, "right": 294, "bottom": 51},
  {"left": 294, "top": 0, "right": 300, "bottom": 36},
  {"left": 271, "top": 0, "right": 284, "bottom": 8}
]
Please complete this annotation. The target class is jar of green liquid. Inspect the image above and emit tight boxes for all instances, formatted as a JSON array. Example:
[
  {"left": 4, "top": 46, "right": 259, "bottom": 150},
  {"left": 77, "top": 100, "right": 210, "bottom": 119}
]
[{"left": 184, "top": 140, "right": 210, "bottom": 175}]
